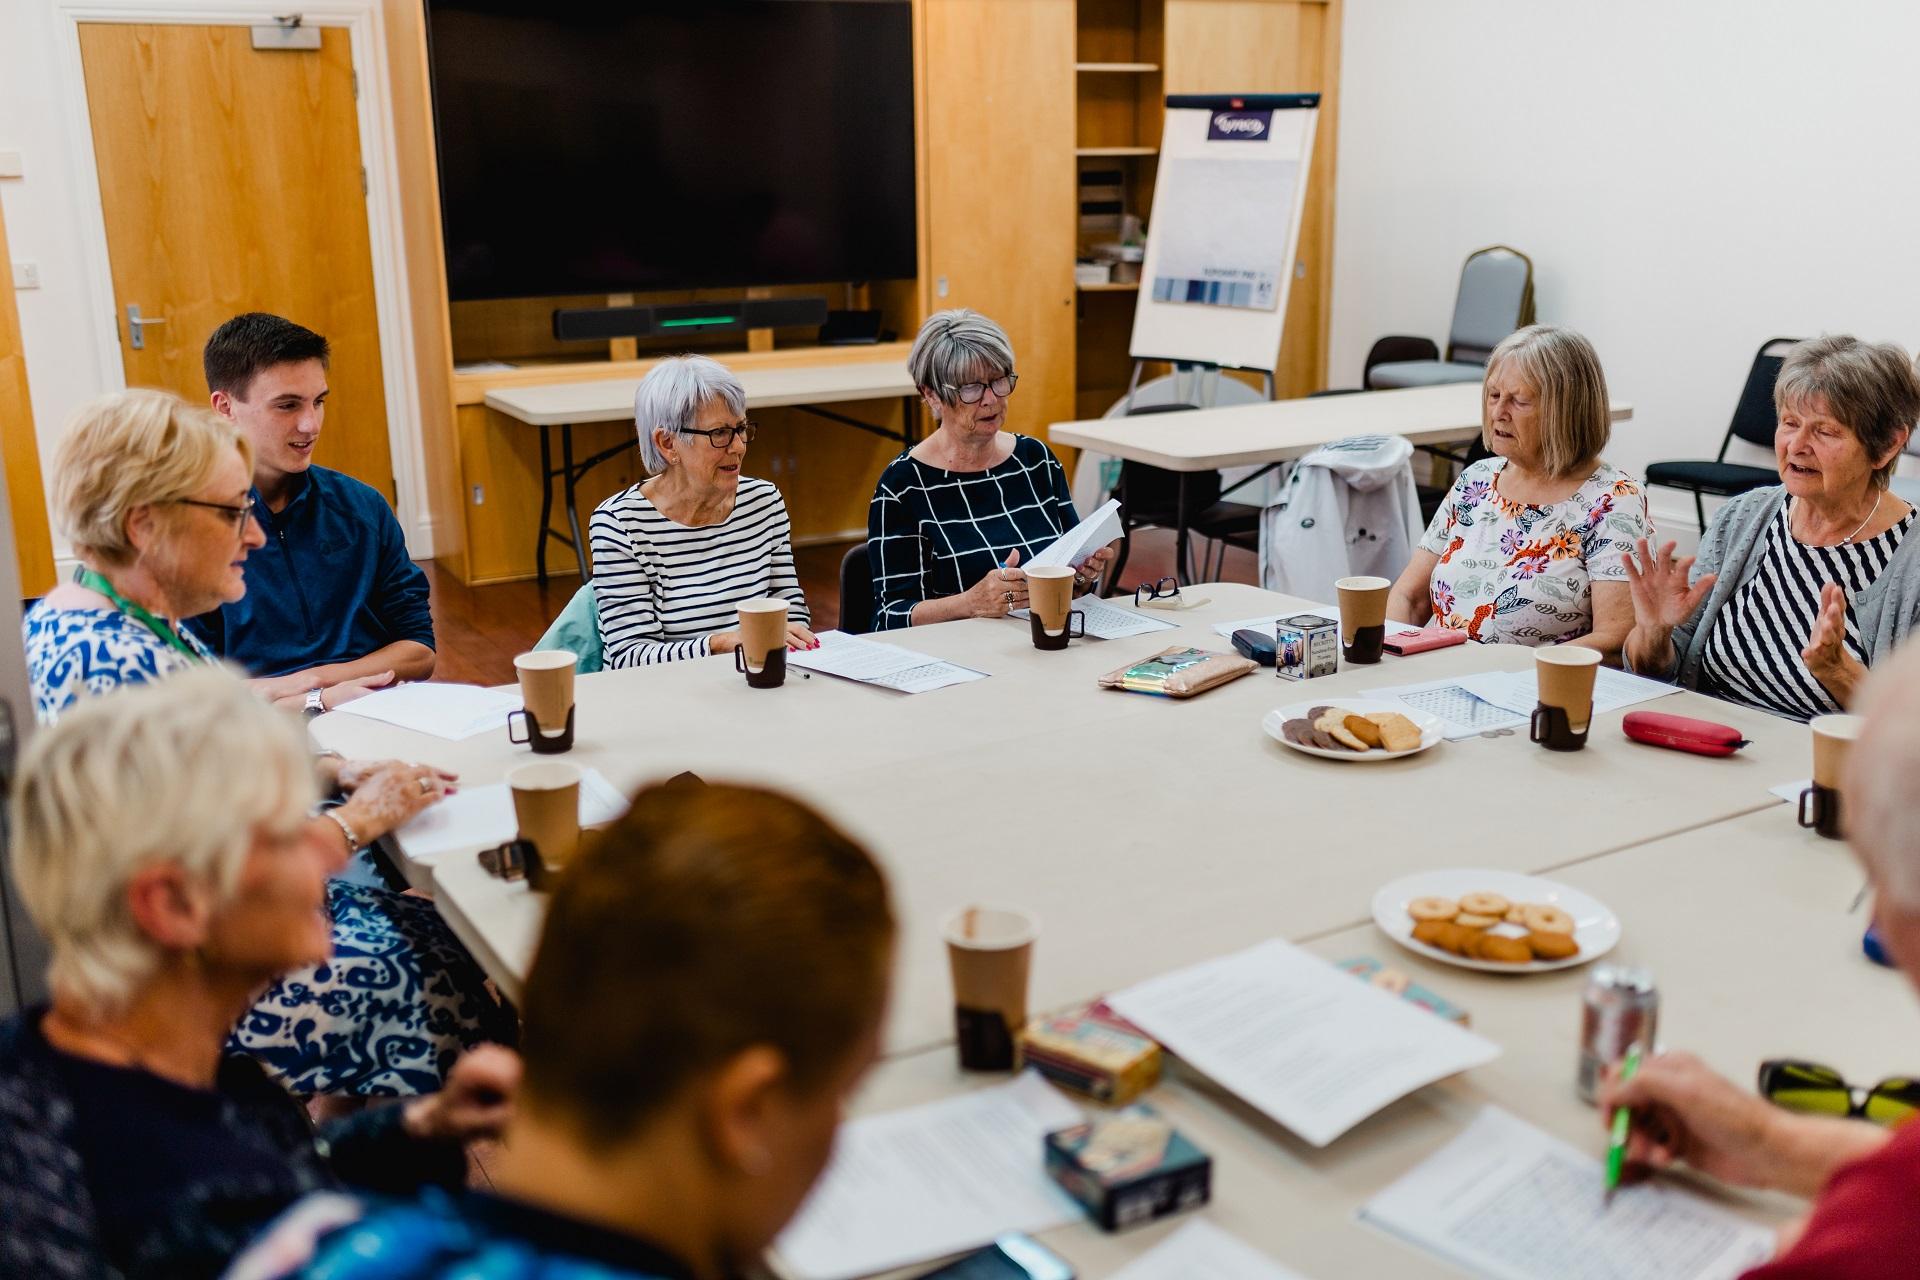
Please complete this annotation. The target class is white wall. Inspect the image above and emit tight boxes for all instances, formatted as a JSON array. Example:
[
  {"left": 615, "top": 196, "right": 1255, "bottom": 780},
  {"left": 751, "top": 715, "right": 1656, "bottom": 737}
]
[{"left": 1330, "top": 0, "right": 1920, "bottom": 542}]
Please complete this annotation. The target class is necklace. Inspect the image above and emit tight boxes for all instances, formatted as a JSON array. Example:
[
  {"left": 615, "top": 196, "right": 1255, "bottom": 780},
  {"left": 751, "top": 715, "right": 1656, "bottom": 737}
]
[{"left": 1794, "top": 492, "right": 1882, "bottom": 546}]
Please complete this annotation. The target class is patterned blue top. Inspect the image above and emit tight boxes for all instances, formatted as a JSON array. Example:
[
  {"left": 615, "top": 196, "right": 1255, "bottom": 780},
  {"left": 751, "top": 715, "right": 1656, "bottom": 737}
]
[
  {"left": 23, "top": 599, "right": 214, "bottom": 725},
  {"left": 296, "top": 1189, "right": 692, "bottom": 1279}
]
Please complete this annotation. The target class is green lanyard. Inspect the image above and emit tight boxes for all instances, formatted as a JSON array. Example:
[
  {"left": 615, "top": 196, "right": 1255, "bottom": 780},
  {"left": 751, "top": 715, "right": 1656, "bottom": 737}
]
[{"left": 76, "top": 567, "right": 203, "bottom": 661}]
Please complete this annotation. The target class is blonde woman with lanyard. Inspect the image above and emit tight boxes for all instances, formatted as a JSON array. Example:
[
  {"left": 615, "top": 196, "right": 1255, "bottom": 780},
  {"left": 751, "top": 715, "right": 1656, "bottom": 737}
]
[{"left": 23, "top": 388, "right": 514, "bottom": 1097}]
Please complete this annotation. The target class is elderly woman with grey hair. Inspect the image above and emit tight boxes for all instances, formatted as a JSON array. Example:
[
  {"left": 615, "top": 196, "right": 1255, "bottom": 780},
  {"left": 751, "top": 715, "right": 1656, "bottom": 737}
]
[
  {"left": 869, "top": 309, "right": 1115, "bottom": 629},
  {"left": 1625, "top": 335, "right": 1920, "bottom": 719},
  {"left": 589, "top": 354, "right": 814, "bottom": 666}
]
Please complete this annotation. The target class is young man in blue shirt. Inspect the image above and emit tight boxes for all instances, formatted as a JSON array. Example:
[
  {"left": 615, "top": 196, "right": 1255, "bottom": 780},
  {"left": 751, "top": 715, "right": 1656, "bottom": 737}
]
[{"left": 193, "top": 313, "right": 436, "bottom": 703}]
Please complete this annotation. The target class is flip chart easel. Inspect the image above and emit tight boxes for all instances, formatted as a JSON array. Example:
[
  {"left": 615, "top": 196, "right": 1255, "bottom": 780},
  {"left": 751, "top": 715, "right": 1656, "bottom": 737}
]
[{"left": 1125, "top": 92, "right": 1320, "bottom": 403}]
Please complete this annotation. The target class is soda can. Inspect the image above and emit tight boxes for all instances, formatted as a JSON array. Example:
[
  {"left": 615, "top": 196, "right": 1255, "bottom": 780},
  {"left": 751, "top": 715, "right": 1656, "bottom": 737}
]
[
  {"left": 1275, "top": 613, "right": 1339, "bottom": 681},
  {"left": 1578, "top": 964, "right": 1658, "bottom": 1104}
]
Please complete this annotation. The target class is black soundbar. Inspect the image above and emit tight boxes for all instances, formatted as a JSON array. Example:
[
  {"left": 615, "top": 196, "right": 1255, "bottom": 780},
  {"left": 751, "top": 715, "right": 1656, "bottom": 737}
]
[{"left": 553, "top": 297, "right": 830, "bottom": 341}]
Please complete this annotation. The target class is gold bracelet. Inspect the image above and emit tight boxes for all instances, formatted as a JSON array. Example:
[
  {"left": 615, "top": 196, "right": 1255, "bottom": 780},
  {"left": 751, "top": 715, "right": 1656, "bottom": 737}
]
[{"left": 321, "top": 807, "right": 361, "bottom": 852}]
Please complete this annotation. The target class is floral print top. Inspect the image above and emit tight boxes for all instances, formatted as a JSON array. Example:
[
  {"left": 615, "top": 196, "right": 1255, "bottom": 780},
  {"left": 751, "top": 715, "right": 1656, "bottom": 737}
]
[{"left": 1418, "top": 457, "right": 1651, "bottom": 646}]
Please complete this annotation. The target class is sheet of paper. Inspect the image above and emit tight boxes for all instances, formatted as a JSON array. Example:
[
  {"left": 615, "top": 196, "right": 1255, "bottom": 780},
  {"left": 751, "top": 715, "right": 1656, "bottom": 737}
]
[
  {"left": 1769, "top": 779, "right": 1809, "bottom": 804},
  {"left": 1108, "top": 1221, "right": 1314, "bottom": 1280},
  {"left": 1014, "top": 595, "right": 1179, "bottom": 640},
  {"left": 392, "top": 768, "right": 629, "bottom": 865},
  {"left": 774, "top": 1072, "right": 1084, "bottom": 1280},
  {"left": 787, "top": 630, "right": 987, "bottom": 694},
  {"left": 1360, "top": 1106, "right": 1774, "bottom": 1280},
  {"left": 1359, "top": 676, "right": 1531, "bottom": 740},
  {"left": 331, "top": 682, "right": 522, "bottom": 740},
  {"left": 1210, "top": 606, "right": 1428, "bottom": 643},
  {"left": 1027, "top": 498, "right": 1123, "bottom": 569},
  {"left": 1107, "top": 939, "right": 1499, "bottom": 1148},
  {"left": 1456, "top": 666, "right": 1681, "bottom": 718}
]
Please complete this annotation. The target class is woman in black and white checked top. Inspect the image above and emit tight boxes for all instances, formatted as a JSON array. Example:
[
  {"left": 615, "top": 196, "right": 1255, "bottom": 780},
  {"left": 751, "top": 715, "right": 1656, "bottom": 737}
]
[
  {"left": 589, "top": 356, "right": 814, "bottom": 667},
  {"left": 869, "top": 309, "right": 1117, "bottom": 630}
]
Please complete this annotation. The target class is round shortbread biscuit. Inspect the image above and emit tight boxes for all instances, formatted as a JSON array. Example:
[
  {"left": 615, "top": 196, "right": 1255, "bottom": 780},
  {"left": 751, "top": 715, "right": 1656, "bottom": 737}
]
[
  {"left": 1460, "top": 891, "right": 1511, "bottom": 917},
  {"left": 1526, "top": 930, "right": 1580, "bottom": 960},
  {"left": 1407, "top": 896, "right": 1459, "bottom": 922},
  {"left": 1521, "top": 904, "right": 1576, "bottom": 935},
  {"left": 1454, "top": 911, "right": 1500, "bottom": 929}
]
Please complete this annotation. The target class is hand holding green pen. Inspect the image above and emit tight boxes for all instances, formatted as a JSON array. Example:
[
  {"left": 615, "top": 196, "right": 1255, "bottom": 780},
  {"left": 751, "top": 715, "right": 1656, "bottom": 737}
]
[{"left": 1604, "top": 1045, "right": 1644, "bottom": 1205}]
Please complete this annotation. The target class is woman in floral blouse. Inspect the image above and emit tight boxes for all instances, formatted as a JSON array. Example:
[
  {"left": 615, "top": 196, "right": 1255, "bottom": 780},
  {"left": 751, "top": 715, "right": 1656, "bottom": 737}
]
[{"left": 1386, "top": 325, "right": 1651, "bottom": 658}]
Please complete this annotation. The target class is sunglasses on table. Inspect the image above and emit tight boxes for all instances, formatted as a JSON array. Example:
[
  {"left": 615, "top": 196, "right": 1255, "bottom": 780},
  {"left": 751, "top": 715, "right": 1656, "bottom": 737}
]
[
  {"left": 1757, "top": 1059, "right": 1920, "bottom": 1127},
  {"left": 1132, "top": 576, "right": 1211, "bottom": 611},
  {"left": 677, "top": 420, "right": 758, "bottom": 448}
]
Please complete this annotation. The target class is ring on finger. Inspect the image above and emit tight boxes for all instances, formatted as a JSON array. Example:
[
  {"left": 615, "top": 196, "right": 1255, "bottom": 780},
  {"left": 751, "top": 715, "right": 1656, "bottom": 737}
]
[{"left": 417, "top": 776, "right": 432, "bottom": 795}]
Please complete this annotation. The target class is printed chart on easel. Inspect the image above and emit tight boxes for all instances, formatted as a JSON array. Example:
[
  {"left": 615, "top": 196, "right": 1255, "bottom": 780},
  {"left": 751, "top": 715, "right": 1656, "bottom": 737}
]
[{"left": 1129, "top": 93, "right": 1320, "bottom": 375}]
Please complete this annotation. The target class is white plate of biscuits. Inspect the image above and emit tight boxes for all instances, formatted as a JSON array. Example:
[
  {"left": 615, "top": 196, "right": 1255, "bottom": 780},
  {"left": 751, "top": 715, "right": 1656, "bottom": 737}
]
[
  {"left": 1264, "top": 698, "right": 1443, "bottom": 761},
  {"left": 1371, "top": 869, "right": 1621, "bottom": 973}
]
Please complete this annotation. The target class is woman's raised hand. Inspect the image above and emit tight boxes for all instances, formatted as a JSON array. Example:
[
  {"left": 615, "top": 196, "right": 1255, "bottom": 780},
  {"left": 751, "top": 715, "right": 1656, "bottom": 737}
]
[{"left": 1623, "top": 538, "right": 1716, "bottom": 633}]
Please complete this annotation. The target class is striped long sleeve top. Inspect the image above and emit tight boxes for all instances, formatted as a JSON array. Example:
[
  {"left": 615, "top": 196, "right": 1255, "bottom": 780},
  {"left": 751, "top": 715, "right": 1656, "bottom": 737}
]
[
  {"left": 588, "top": 477, "right": 810, "bottom": 667},
  {"left": 867, "top": 434, "right": 1080, "bottom": 630}
]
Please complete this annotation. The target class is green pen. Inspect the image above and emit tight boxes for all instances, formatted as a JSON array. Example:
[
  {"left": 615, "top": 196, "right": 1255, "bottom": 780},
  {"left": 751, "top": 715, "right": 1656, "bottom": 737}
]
[{"left": 1603, "top": 1045, "right": 1644, "bottom": 1205}]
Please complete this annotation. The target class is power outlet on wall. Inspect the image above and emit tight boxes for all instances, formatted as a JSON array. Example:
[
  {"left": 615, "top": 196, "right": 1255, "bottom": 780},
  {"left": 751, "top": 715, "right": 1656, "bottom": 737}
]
[{"left": 10, "top": 261, "right": 39, "bottom": 290}]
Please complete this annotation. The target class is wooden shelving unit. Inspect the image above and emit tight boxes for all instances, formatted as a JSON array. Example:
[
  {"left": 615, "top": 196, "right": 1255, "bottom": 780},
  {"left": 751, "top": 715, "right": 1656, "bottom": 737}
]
[
  {"left": 1075, "top": 145, "right": 1158, "bottom": 156},
  {"left": 1077, "top": 280, "right": 1142, "bottom": 293},
  {"left": 1075, "top": 61, "right": 1159, "bottom": 72}
]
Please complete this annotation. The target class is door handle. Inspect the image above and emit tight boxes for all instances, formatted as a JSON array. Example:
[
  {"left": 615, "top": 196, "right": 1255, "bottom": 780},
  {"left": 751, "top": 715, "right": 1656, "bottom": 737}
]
[{"left": 125, "top": 303, "right": 168, "bottom": 351}]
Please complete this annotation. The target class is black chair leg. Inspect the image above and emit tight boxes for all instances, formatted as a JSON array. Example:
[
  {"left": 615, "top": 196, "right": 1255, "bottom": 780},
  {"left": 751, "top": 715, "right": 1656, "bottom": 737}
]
[
  {"left": 1694, "top": 491, "right": 1706, "bottom": 536},
  {"left": 1110, "top": 526, "right": 1134, "bottom": 589}
]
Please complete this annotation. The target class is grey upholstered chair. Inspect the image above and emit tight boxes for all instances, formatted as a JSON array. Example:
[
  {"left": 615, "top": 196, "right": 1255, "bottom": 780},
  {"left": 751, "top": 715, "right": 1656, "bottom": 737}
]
[{"left": 1364, "top": 246, "right": 1536, "bottom": 390}]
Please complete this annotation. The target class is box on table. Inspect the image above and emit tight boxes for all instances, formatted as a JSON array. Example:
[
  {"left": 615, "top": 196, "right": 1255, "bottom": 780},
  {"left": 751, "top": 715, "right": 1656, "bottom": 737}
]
[
  {"left": 1336, "top": 956, "right": 1472, "bottom": 1027},
  {"left": 1275, "top": 613, "right": 1339, "bottom": 680},
  {"left": 1044, "top": 1105, "right": 1212, "bottom": 1232},
  {"left": 1018, "top": 1009, "right": 1163, "bottom": 1105}
]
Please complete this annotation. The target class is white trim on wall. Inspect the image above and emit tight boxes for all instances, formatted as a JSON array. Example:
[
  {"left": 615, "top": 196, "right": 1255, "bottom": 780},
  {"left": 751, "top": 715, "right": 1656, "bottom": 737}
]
[{"left": 46, "top": 0, "right": 435, "bottom": 558}]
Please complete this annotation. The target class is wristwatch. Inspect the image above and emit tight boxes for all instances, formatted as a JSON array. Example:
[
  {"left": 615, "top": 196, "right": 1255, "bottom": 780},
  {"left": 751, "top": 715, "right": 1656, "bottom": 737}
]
[{"left": 303, "top": 687, "right": 326, "bottom": 719}]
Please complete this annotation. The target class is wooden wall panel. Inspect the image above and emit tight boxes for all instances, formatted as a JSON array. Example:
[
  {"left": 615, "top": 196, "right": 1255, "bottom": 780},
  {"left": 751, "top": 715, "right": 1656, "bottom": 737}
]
[
  {"left": 1163, "top": 0, "right": 1340, "bottom": 397},
  {"left": 0, "top": 204, "right": 54, "bottom": 597},
  {"left": 922, "top": 0, "right": 1077, "bottom": 446}
]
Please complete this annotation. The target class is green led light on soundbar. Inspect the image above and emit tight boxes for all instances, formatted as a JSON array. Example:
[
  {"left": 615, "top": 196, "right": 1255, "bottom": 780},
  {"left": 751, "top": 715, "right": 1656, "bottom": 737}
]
[{"left": 659, "top": 316, "right": 739, "bottom": 328}]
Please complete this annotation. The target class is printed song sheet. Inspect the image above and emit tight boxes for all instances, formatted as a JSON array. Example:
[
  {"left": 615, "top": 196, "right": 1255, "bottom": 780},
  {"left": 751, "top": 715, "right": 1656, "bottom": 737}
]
[
  {"left": 1456, "top": 667, "right": 1680, "bottom": 717},
  {"left": 331, "top": 682, "right": 522, "bottom": 740},
  {"left": 787, "top": 630, "right": 987, "bottom": 694},
  {"left": 1108, "top": 1221, "right": 1314, "bottom": 1280},
  {"left": 1360, "top": 1107, "right": 1775, "bottom": 1280},
  {"left": 393, "top": 768, "right": 629, "bottom": 865},
  {"left": 1358, "top": 676, "right": 1530, "bottom": 740},
  {"left": 1015, "top": 594, "right": 1178, "bottom": 640},
  {"left": 1028, "top": 498, "right": 1124, "bottom": 569},
  {"left": 773, "top": 1073, "right": 1084, "bottom": 1280},
  {"left": 1107, "top": 939, "right": 1499, "bottom": 1147}
]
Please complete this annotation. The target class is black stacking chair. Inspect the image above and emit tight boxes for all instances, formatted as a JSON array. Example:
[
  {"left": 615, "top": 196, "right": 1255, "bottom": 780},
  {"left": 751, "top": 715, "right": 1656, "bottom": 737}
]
[
  {"left": 1109, "top": 403, "right": 1262, "bottom": 587},
  {"left": 838, "top": 540, "right": 875, "bottom": 634},
  {"left": 1645, "top": 338, "right": 1800, "bottom": 533}
]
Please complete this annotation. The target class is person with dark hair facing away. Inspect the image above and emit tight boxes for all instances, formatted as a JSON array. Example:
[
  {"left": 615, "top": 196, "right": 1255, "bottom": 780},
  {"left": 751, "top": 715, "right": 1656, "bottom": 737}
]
[
  {"left": 257, "top": 780, "right": 896, "bottom": 1280},
  {"left": 193, "top": 312, "right": 435, "bottom": 706}
]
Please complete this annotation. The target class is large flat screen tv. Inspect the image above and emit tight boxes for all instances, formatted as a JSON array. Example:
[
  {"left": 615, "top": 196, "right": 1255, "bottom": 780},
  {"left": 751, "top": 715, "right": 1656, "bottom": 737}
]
[{"left": 424, "top": 0, "right": 916, "bottom": 302}]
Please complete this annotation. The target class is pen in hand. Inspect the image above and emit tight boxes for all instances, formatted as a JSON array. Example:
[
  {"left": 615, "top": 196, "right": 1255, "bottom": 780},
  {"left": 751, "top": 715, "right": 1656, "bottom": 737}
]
[{"left": 1604, "top": 1044, "right": 1644, "bottom": 1206}]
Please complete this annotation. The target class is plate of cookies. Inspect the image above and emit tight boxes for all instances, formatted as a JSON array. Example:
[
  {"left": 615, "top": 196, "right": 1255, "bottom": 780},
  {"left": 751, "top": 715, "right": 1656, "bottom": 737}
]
[
  {"left": 1263, "top": 699, "right": 1442, "bottom": 761},
  {"left": 1371, "top": 869, "right": 1621, "bottom": 973}
]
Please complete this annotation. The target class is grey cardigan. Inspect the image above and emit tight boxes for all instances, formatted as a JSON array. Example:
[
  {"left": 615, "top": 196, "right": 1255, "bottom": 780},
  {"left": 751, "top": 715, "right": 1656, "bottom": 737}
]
[{"left": 1632, "top": 485, "right": 1920, "bottom": 696}]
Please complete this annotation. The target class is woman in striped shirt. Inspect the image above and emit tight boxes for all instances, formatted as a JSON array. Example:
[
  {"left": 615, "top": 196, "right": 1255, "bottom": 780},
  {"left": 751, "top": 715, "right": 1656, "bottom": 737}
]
[
  {"left": 1624, "top": 337, "right": 1920, "bottom": 720},
  {"left": 589, "top": 356, "right": 814, "bottom": 667}
]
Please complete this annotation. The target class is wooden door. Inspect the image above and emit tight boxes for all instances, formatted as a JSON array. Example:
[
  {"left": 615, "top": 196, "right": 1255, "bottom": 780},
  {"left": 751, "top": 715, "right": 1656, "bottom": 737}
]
[
  {"left": 922, "top": 0, "right": 1077, "bottom": 444},
  {"left": 0, "top": 201, "right": 55, "bottom": 596},
  {"left": 79, "top": 23, "right": 395, "bottom": 501}
]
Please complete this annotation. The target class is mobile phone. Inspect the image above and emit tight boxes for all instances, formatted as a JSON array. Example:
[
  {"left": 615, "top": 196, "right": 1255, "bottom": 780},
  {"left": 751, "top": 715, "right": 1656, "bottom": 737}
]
[{"left": 917, "top": 1234, "right": 1075, "bottom": 1280}]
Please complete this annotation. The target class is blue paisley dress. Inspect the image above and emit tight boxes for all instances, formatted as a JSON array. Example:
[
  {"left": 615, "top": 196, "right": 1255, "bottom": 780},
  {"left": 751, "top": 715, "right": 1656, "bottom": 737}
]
[{"left": 23, "top": 600, "right": 514, "bottom": 1096}]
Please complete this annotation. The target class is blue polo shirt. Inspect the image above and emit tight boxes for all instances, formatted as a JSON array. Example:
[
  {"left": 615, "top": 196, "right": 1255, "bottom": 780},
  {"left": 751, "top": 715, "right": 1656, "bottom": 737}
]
[{"left": 187, "top": 465, "right": 434, "bottom": 677}]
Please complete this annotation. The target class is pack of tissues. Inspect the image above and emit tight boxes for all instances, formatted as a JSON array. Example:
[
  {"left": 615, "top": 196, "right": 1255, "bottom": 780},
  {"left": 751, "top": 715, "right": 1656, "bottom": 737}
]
[{"left": 1044, "top": 1106, "right": 1212, "bottom": 1232}]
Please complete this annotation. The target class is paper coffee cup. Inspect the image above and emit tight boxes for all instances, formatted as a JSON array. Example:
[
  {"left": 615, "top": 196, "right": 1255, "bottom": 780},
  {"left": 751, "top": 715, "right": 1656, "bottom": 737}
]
[
  {"left": 1810, "top": 713, "right": 1863, "bottom": 789},
  {"left": 510, "top": 760, "right": 582, "bottom": 870},
  {"left": 1334, "top": 576, "right": 1391, "bottom": 642},
  {"left": 1025, "top": 565, "right": 1075, "bottom": 636},
  {"left": 514, "top": 650, "right": 576, "bottom": 737},
  {"left": 1535, "top": 645, "right": 1603, "bottom": 734},
  {"left": 942, "top": 905, "right": 1037, "bottom": 1070},
  {"left": 737, "top": 598, "right": 788, "bottom": 673}
]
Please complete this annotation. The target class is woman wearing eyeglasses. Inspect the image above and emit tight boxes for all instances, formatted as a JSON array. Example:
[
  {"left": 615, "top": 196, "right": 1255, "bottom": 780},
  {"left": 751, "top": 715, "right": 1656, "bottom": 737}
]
[
  {"left": 589, "top": 355, "right": 814, "bottom": 666},
  {"left": 868, "top": 309, "right": 1117, "bottom": 630},
  {"left": 21, "top": 389, "right": 512, "bottom": 1098}
]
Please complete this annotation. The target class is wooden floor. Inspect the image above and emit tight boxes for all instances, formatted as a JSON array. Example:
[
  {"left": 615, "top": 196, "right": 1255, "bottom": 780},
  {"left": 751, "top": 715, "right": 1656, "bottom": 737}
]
[{"left": 424, "top": 529, "right": 1257, "bottom": 686}]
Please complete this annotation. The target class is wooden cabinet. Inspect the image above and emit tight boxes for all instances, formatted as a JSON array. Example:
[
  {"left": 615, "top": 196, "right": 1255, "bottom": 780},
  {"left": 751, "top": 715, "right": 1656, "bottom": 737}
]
[{"left": 0, "top": 203, "right": 54, "bottom": 598}]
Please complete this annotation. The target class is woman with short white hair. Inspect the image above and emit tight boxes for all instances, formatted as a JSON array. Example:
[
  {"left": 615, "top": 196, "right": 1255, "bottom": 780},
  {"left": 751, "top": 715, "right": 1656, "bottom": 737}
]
[
  {"left": 22, "top": 388, "right": 513, "bottom": 1097},
  {"left": 0, "top": 667, "right": 516, "bottom": 1278},
  {"left": 589, "top": 354, "right": 814, "bottom": 665},
  {"left": 868, "top": 308, "right": 1115, "bottom": 630}
]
